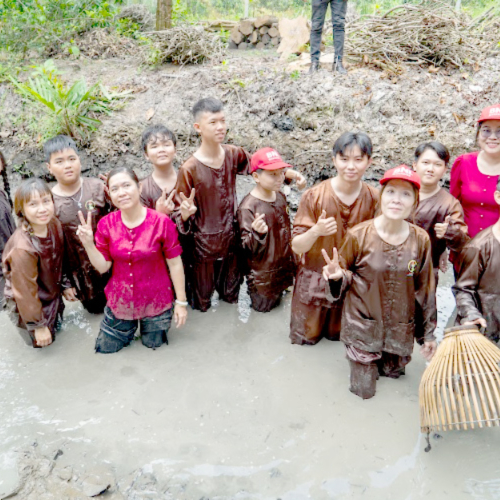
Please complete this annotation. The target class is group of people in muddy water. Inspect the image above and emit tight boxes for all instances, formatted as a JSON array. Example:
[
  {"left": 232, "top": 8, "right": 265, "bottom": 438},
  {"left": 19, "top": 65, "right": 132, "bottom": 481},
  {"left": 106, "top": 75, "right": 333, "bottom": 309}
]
[{"left": 1, "top": 97, "right": 499, "bottom": 399}]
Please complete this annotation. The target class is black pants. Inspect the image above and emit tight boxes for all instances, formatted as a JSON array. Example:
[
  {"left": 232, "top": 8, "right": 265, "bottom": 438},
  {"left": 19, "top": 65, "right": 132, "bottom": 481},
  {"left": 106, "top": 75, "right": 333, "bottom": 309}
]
[
  {"left": 189, "top": 255, "right": 242, "bottom": 312},
  {"left": 310, "top": 0, "right": 348, "bottom": 63}
]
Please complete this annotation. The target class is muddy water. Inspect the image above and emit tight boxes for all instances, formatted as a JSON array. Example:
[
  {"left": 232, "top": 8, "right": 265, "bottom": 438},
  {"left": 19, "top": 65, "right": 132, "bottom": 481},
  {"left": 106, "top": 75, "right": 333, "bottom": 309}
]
[{"left": 1, "top": 272, "right": 500, "bottom": 499}]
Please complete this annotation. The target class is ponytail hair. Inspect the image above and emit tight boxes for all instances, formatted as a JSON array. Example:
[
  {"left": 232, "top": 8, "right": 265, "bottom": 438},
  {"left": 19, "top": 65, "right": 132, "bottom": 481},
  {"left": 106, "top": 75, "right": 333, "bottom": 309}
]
[{"left": 0, "top": 151, "right": 13, "bottom": 208}]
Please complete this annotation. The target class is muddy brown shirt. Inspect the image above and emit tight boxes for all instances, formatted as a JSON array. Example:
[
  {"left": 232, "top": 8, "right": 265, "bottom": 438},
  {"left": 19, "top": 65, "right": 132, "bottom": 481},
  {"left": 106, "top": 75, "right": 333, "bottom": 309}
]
[
  {"left": 2, "top": 219, "right": 65, "bottom": 331},
  {"left": 140, "top": 173, "right": 166, "bottom": 210},
  {"left": 238, "top": 192, "right": 297, "bottom": 297},
  {"left": 52, "top": 177, "right": 111, "bottom": 304},
  {"left": 0, "top": 190, "right": 15, "bottom": 272},
  {"left": 329, "top": 220, "right": 437, "bottom": 356},
  {"left": 173, "top": 145, "right": 250, "bottom": 261},
  {"left": 452, "top": 227, "right": 500, "bottom": 341},
  {"left": 292, "top": 180, "right": 379, "bottom": 307},
  {"left": 412, "top": 188, "right": 469, "bottom": 271}
]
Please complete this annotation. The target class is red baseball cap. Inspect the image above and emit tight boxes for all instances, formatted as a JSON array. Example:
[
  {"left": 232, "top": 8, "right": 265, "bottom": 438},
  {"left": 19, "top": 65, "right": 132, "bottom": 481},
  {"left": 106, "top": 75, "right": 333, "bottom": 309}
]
[
  {"left": 251, "top": 147, "right": 291, "bottom": 173},
  {"left": 478, "top": 104, "right": 500, "bottom": 123},
  {"left": 380, "top": 165, "right": 421, "bottom": 189}
]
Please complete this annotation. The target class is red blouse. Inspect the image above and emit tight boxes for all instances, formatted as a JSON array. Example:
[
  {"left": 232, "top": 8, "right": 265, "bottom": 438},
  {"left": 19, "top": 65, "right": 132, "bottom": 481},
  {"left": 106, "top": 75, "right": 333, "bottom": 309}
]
[
  {"left": 95, "top": 209, "right": 182, "bottom": 320},
  {"left": 450, "top": 151, "right": 500, "bottom": 238}
]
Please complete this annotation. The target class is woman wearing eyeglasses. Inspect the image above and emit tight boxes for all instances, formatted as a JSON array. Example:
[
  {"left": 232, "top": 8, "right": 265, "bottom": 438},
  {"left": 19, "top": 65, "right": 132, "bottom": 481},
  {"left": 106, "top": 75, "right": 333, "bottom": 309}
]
[{"left": 450, "top": 105, "right": 500, "bottom": 238}]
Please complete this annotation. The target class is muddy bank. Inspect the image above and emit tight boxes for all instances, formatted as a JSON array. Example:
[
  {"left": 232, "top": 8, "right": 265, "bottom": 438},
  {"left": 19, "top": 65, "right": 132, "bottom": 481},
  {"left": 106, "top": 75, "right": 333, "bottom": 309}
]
[
  {"left": 1, "top": 52, "right": 499, "bottom": 198},
  {"left": 1, "top": 271, "right": 500, "bottom": 500}
]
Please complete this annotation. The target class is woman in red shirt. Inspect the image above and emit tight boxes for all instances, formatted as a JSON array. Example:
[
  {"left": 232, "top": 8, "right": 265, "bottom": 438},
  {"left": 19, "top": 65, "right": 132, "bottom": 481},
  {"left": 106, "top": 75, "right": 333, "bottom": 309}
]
[
  {"left": 77, "top": 166, "right": 188, "bottom": 353},
  {"left": 450, "top": 104, "right": 500, "bottom": 237}
]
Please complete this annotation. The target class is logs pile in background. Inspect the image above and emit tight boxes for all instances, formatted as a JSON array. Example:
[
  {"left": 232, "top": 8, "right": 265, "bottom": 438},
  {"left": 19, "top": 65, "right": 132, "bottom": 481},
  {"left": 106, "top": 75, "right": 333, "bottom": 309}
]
[{"left": 229, "top": 16, "right": 281, "bottom": 50}]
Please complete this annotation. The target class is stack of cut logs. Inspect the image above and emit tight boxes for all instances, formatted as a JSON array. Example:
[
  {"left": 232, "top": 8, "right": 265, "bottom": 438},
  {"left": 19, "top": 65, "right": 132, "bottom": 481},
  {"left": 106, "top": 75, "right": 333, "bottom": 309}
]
[{"left": 229, "top": 15, "right": 281, "bottom": 50}]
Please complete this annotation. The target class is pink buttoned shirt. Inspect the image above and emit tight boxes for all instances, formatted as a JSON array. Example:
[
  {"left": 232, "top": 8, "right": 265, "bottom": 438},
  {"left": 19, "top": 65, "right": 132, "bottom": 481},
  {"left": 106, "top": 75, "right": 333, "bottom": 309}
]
[
  {"left": 450, "top": 151, "right": 500, "bottom": 238},
  {"left": 95, "top": 209, "right": 182, "bottom": 320}
]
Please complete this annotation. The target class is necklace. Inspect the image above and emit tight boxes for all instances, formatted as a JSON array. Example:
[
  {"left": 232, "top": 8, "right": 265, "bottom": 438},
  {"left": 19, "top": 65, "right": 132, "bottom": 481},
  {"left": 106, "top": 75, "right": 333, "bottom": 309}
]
[{"left": 70, "top": 181, "right": 84, "bottom": 208}]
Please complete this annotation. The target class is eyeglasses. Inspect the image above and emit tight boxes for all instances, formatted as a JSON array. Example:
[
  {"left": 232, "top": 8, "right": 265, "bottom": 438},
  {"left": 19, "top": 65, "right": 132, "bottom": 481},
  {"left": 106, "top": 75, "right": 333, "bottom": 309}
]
[{"left": 480, "top": 128, "right": 500, "bottom": 139}]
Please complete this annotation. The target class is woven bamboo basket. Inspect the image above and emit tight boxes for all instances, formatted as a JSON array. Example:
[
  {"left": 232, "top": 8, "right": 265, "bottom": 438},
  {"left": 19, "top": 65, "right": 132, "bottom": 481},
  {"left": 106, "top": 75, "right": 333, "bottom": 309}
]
[{"left": 420, "top": 325, "right": 500, "bottom": 433}]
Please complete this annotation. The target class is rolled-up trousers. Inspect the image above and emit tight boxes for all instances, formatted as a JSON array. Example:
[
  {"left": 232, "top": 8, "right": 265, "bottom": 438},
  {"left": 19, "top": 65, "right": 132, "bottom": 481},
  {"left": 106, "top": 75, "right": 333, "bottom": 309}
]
[
  {"left": 347, "top": 346, "right": 412, "bottom": 400},
  {"left": 95, "top": 306, "right": 173, "bottom": 354}
]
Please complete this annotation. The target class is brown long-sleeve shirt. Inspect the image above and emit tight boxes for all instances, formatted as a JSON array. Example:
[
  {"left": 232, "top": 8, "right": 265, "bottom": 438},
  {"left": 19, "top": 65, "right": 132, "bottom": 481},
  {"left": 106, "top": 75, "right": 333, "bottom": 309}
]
[
  {"left": 238, "top": 192, "right": 296, "bottom": 297},
  {"left": 0, "top": 190, "right": 15, "bottom": 255},
  {"left": 52, "top": 177, "right": 110, "bottom": 305},
  {"left": 452, "top": 227, "right": 500, "bottom": 341},
  {"left": 173, "top": 145, "right": 250, "bottom": 261},
  {"left": 292, "top": 180, "right": 379, "bottom": 307},
  {"left": 412, "top": 187, "right": 469, "bottom": 272},
  {"left": 329, "top": 220, "right": 437, "bottom": 356},
  {"left": 0, "top": 190, "right": 15, "bottom": 279},
  {"left": 140, "top": 173, "right": 166, "bottom": 210},
  {"left": 2, "top": 218, "right": 65, "bottom": 332}
]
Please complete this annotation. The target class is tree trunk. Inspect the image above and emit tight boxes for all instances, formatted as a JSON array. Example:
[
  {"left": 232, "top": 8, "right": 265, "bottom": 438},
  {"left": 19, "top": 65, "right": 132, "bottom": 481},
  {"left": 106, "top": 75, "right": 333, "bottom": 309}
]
[
  {"left": 244, "top": 0, "right": 249, "bottom": 18},
  {"left": 156, "top": 0, "right": 172, "bottom": 30},
  {"left": 455, "top": 0, "right": 462, "bottom": 12}
]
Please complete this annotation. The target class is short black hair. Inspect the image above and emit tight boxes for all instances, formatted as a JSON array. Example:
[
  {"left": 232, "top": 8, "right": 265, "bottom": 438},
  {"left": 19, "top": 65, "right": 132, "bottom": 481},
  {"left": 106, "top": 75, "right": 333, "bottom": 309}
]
[
  {"left": 414, "top": 141, "right": 450, "bottom": 166},
  {"left": 332, "top": 132, "right": 373, "bottom": 158},
  {"left": 43, "top": 135, "right": 79, "bottom": 163},
  {"left": 141, "top": 124, "right": 177, "bottom": 153},
  {"left": 192, "top": 97, "right": 224, "bottom": 120}
]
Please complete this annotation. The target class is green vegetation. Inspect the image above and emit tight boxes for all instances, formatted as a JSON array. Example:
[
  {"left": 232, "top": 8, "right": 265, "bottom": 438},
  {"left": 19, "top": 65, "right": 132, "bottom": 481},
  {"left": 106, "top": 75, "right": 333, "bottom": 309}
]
[
  {"left": 9, "top": 60, "right": 130, "bottom": 144},
  {"left": 0, "top": 0, "right": 496, "bottom": 60},
  {"left": 0, "top": 0, "right": 123, "bottom": 55},
  {"left": 127, "top": 0, "right": 499, "bottom": 20},
  {"left": 0, "top": 0, "right": 496, "bottom": 147}
]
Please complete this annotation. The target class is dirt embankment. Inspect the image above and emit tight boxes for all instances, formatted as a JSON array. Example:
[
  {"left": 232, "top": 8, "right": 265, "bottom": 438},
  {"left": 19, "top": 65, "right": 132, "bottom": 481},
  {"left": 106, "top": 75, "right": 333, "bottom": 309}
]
[{"left": 1, "top": 51, "right": 499, "bottom": 207}]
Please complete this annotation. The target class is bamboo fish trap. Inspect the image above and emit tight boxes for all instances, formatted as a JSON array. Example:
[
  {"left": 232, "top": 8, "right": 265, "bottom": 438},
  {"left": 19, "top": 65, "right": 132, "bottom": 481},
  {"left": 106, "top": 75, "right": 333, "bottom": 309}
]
[{"left": 420, "top": 325, "right": 500, "bottom": 434}]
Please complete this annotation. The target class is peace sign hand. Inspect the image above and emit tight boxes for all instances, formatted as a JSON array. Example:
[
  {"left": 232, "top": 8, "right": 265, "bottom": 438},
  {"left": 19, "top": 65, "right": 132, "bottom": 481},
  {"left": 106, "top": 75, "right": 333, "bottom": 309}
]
[
  {"left": 322, "top": 247, "right": 343, "bottom": 281},
  {"left": 179, "top": 188, "right": 197, "bottom": 222},
  {"left": 251, "top": 213, "right": 268, "bottom": 234},
  {"left": 76, "top": 210, "right": 94, "bottom": 248},
  {"left": 156, "top": 188, "right": 176, "bottom": 215},
  {"left": 434, "top": 215, "right": 450, "bottom": 239}
]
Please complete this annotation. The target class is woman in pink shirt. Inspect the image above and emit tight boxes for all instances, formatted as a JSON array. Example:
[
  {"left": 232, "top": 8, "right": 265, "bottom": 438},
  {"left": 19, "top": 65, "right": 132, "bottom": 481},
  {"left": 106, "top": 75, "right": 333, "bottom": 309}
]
[
  {"left": 450, "top": 104, "right": 500, "bottom": 237},
  {"left": 77, "top": 166, "right": 188, "bottom": 353}
]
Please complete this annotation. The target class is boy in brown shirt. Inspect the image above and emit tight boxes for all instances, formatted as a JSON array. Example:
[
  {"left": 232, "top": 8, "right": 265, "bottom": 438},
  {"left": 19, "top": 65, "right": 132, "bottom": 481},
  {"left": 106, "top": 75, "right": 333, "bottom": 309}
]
[
  {"left": 174, "top": 98, "right": 305, "bottom": 312},
  {"left": 45, "top": 135, "right": 111, "bottom": 314},
  {"left": 238, "top": 148, "right": 303, "bottom": 312},
  {"left": 290, "top": 132, "right": 379, "bottom": 345},
  {"left": 139, "top": 124, "right": 177, "bottom": 215},
  {"left": 412, "top": 141, "right": 469, "bottom": 282}
]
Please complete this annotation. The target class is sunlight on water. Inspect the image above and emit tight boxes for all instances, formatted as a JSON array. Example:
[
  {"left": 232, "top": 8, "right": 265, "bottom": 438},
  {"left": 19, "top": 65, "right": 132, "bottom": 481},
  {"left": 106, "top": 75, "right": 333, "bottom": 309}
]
[{"left": 238, "top": 280, "right": 252, "bottom": 324}]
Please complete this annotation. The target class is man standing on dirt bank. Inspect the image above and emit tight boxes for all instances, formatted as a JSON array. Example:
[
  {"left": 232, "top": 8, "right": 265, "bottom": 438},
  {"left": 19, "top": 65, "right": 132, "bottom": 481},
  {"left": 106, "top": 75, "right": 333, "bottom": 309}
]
[{"left": 308, "top": 0, "right": 348, "bottom": 74}]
